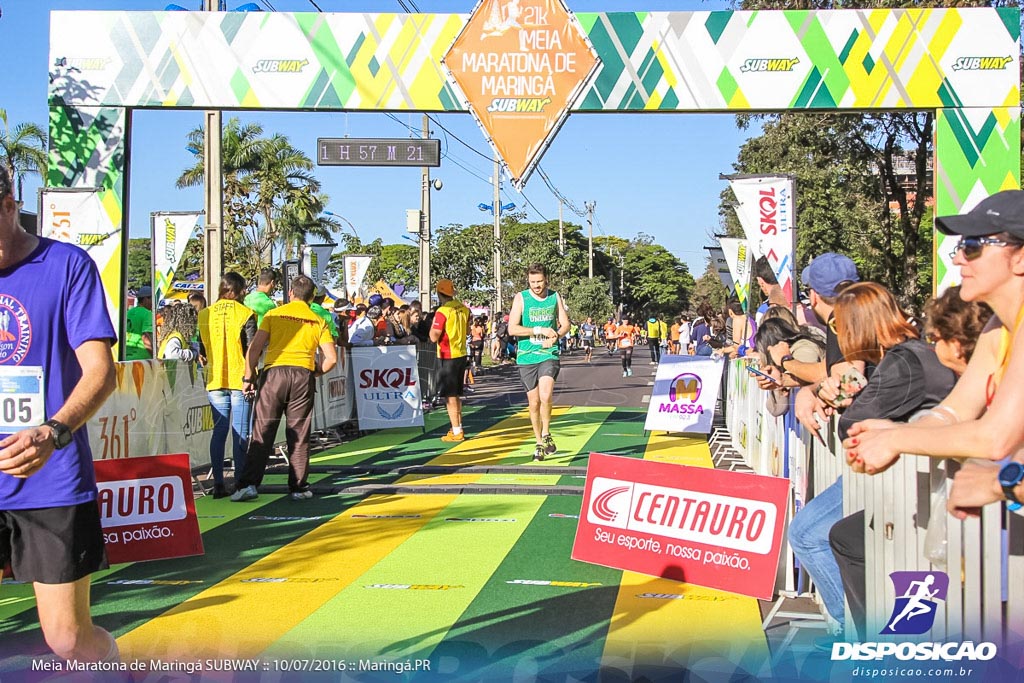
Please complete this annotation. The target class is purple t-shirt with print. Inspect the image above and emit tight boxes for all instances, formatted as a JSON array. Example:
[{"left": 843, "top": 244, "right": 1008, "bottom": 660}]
[{"left": 0, "top": 238, "right": 115, "bottom": 510}]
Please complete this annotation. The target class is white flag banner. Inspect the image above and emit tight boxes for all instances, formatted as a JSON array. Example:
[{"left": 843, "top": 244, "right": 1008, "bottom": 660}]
[
  {"left": 719, "top": 238, "right": 752, "bottom": 312},
  {"left": 733, "top": 205, "right": 762, "bottom": 259},
  {"left": 302, "top": 244, "right": 336, "bottom": 287},
  {"left": 707, "top": 246, "right": 733, "bottom": 291},
  {"left": 643, "top": 356, "right": 723, "bottom": 434},
  {"left": 350, "top": 346, "right": 424, "bottom": 430},
  {"left": 343, "top": 255, "right": 373, "bottom": 300},
  {"left": 729, "top": 176, "right": 796, "bottom": 304},
  {"left": 152, "top": 212, "right": 201, "bottom": 305}
]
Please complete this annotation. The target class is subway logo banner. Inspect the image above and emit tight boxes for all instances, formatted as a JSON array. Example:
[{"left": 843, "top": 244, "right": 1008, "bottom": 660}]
[{"left": 572, "top": 453, "right": 790, "bottom": 600}]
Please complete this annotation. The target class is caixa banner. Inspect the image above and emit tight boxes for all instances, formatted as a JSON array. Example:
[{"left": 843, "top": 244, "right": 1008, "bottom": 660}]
[
  {"left": 644, "top": 356, "right": 722, "bottom": 434},
  {"left": 572, "top": 453, "right": 789, "bottom": 600},
  {"left": 350, "top": 346, "right": 424, "bottom": 430},
  {"left": 93, "top": 453, "right": 204, "bottom": 564}
]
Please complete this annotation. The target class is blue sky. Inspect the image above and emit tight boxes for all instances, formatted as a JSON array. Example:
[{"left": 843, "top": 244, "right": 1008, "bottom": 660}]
[{"left": 2, "top": 0, "right": 756, "bottom": 278}]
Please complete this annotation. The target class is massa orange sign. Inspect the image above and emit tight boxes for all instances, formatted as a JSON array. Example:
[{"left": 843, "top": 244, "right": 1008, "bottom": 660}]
[{"left": 444, "top": 0, "right": 598, "bottom": 186}]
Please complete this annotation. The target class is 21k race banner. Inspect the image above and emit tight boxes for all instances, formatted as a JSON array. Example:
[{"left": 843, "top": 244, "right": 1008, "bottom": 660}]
[
  {"left": 729, "top": 176, "right": 796, "bottom": 305},
  {"left": 343, "top": 255, "right": 373, "bottom": 300},
  {"left": 572, "top": 453, "right": 789, "bottom": 600},
  {"left": 351, "top": 346, "right": 424, "bottom": 430},
  {"left": 644, "top": 356, "right": 722, "bottom": 434},
  {"left": 93, "top": 453, "right": 204, "bottom": 564}
]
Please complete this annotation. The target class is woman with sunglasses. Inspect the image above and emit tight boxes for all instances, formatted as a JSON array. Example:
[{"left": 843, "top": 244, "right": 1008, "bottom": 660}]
[{"left": 845, "top": 191, "right": 1024, "bottom": 483}]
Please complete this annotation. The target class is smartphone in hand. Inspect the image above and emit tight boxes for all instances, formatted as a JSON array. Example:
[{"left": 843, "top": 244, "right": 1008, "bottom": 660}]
[{"left": 746, "top": 363, "right": 782, "bottom": 385}]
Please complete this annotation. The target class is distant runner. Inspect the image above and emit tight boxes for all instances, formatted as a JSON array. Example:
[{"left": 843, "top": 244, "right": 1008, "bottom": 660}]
[
  {"left": 603, "top": 317, "right": 618, "bottom": 356},
  {"left": 580, "top": 316, "right": 597, "bottom": 363},
  {"left": 617, "top": 316, "right": 639, "bottom": 377},
  {"left": 508, "top": 264, "right": 570, "bottom": 461}
]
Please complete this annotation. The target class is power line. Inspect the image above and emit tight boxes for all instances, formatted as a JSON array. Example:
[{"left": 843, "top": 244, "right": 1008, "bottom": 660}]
[
  {"left": 536, "top": 166, "right": 585, "bottom": 217},
  {"left": 306, "top": 0, "right": 323, "bottom": 10},
  {"left": 426, "top": 115, "right": 494, "bottom": 162}
]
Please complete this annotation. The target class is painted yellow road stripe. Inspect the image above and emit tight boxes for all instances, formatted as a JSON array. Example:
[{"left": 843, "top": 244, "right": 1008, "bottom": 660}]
[{"left": 115, "top": 494, "right": 456, "bottom": 661}]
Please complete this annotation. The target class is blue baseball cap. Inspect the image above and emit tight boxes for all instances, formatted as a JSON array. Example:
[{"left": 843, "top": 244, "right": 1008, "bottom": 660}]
[{"left": 800, "top": 253, "right": 859, "bottom": 298}]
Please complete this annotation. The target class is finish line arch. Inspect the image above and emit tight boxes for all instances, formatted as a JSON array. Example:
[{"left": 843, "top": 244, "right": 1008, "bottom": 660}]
[{"left": 47, "top": 6, "right": 1020, "bottom": 329}]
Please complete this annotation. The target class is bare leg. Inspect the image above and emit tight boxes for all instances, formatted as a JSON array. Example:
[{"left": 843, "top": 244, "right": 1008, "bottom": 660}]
[
  {"left": 446, "top": 396, "right": 462, "bottom": 431},
  {"left": 526, "top": 387, "right": 542, "bottom": 442},
  {"left": 537, "top": 374, "right": 556, "bottom": 437},
  {"left": 35, "top": 576, "right": 116, "bottom": 662}
]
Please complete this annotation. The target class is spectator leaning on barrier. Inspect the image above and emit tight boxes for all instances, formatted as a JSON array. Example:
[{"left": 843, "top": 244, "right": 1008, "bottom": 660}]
[
  {"left": 244, "top": 268, "right": 278, "bottom": 328},
  {"left": 347, "top": 304, "right": 375, "bottom": 347},
  {"left": 0, "top": 164, "right": 120, "bottom": 664},
  {"left": 232, "top": 275, "right": 337, "bottom": 502},
  {"left": 839, "top": 191, "right": 1024, "bottom": 517},
  {"left": 198, "top": 272, "right": 257, "bottom": 499},
  {"left": 752, "top": 316, "right": 825, "bottom": 417},
  {"left": 429, "top": 279, "right": 471, "bottom": 442},
  {"left": 157, "top": 303, "right": 199, "bottom": 363},
  {"left": 792, "top": 282, "right": 954, "bottom": 637},
  {"left": 310, "top": 286, "right": 339, "bottom": 343}
]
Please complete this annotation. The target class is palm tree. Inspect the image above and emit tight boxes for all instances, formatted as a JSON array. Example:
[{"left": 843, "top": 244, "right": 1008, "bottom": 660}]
[{"left": 0, "top": 109, "right": 48, "bottom": 203}]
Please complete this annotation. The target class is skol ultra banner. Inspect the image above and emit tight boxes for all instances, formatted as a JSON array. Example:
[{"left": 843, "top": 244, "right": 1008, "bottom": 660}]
[
  {"left": 39, "top": 188, "right": 122, "bottom": 349},
  {"left": 720, "top": 238, "right": 752, "bottom": 312},
  {"left": 572, "top": 453, "right": 789, "bottom": 600},
  {"left": 644, "top": 356, "right": 722, "bottom": 434},
  {"left": 93, "top": 453, "right": 204, "bottom": 564},
  {"left": 151, "top": 212, "right": 200, "bottom": 305},
  {"left": 729, "top": 176, "right": 796, "bottom": 305},
  {"left": 350, "top": 346, "right": 424, "bottom": 430},
  {"left": 443, "top": 0, "right": 599, "bottom": 187},
  {"left": 343, "top": 255, "right": 373, "bottom": 301},
  {"left": 302, "top": 243, "right": 336, "bottom": 288}
]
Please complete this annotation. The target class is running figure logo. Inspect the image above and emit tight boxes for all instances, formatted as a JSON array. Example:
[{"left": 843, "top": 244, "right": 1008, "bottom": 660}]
[{"left": 881, "top": 571, "right": 949, "bottom": 635}]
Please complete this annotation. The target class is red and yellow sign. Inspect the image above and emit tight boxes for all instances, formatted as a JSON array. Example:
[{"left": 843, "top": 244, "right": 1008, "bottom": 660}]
[{"left": 445, "top": 0, "right": 598, "bottom": 186}]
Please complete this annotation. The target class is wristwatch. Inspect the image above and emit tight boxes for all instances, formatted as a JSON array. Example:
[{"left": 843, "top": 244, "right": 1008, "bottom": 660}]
[
  {"left": 779, "top": 354, "right": 795, "bottom": 367},
  {"left": 43, "top": 419, "right": 73, "bottom": 450},
  {"left": 998, "top": 461, "right": 1024, "bottom": 511}
]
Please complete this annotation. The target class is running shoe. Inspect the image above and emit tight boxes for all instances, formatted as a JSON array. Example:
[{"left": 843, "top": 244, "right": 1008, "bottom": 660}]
[
  {"left": 441, "top": 430, "right": 465, "bottom": 442},
  {"left": 627, "top": 369, "right": 633, "bottom": 377},
  {"left": 230, "top": 485, "right": 258, "bottom": 502},
  {"left": 290, "top": 490, "right": 313, "bottom": 501},
  {"left": 533, "top": 443, "right": 545, "bottom": 462},
  {"left": 542, "top": 434, "right": 557, "bottom": 456},
  {"left": 622, "top": 371, "right": 628, "bottom": 377}
]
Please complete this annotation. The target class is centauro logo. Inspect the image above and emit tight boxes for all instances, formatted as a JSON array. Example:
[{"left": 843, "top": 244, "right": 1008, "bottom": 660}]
[
  {"left": 487, "top": 97, "right": 552, "bottom": 113},
  {"left": 951, "top": 56, "right": 1012, "bottom": 71},
  {"left": 740, "top": 58, "right": 800, "bottom": 73},
  {"left": 76, "top": 233, "right": 108, "bottom": 246},
  {"left": 253, "top": 59, "right": 309, "bottom": 74}
]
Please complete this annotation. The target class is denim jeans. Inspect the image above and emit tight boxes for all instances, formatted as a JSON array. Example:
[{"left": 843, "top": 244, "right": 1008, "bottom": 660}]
[
  {"left": 789, "top": 476, "right": 846, "bottom": 626},
  {"left": 208, "top": 389, "right": 252, "bottom": 486}
]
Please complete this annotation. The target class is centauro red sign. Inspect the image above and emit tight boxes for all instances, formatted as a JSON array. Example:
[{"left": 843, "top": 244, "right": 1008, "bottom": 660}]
[
  {"left": 572, "top": 453, "right": 789, "bottom": 600},
  {"left": 93, "top": 453, "right": 204, "bottom": 564}
]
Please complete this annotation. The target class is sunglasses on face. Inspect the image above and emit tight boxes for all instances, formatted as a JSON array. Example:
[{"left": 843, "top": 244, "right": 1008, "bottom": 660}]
[
  {"left": 925, "top": 331, "right": 942, "bottom": 345},
  {"left": 949, "top": 236, "right": 1020, "bottom": 261}
]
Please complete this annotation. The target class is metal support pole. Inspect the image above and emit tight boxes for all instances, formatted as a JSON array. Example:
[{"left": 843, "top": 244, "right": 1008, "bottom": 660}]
[
  {"left": 202, "top": 0, "right": 223, "bottom": 304},
  {"left": 420, "top": 115, "right": 431, "bottom": 310},
  {"left": 558, "top": 200, "right": 564, "bottom": 256},
  {"left": 493, "top": 157, "right": 502, "bottom": 313},
  {"left": 585, "top": 201, "right": 595, "bottom": 279}
]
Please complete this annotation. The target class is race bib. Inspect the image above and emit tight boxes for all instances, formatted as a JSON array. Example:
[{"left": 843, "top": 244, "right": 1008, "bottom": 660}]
[{"left": 0, "top": 366, "right": 45, "bottom": 430}]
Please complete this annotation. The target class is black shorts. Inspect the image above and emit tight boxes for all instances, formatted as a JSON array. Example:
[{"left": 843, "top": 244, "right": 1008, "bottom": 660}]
[
  {"left": 582, "top": 338, "right": 594, "bottom": 349},
  {"left": 518, "top": 359, "right": 560, "bottom": 392},
  {"left": 436, "top": 356, "right": 467, "bottom": 398},
  {"left": 0, "top": 501, "right": 108, "bottom": 584}
]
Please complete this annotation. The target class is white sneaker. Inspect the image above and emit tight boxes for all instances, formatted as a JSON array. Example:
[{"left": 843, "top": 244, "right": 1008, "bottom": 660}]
[
  {"left": 290, "top": 490, "right": 313, "bottom": 500},
  {"left": 230, "top": 485, "right": 258, "bottom": 502},
  {"left": 623, "top": 371, "right": 628, "bottom": 377},
  {"left": 649, "top": 361, "right": 657, "bottom": 365}
]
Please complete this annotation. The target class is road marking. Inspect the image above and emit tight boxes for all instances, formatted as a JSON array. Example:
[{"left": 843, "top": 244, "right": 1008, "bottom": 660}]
[
  {"left": 641, "top": 395, "right": 650, "bottom": 403},
  {"left": 646, "top": 381, "right": 654, "bottom": 386}
]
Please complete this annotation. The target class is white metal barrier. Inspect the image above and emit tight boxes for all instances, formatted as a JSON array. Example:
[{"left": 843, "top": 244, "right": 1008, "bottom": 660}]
[{"left": 725, "top": 359, "right": 1022, "bottom": 647}]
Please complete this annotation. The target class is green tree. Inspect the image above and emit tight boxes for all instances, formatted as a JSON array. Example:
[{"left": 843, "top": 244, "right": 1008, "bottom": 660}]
[
  {"left": 364, "top": 243, "right": 419, "bottom": 289},
  {"left": 692, "top": 259, "right": 728, "bottom": 312},
  {"left": 564, "top": 275, "right": 614, "bottom": 322},
  {"left": 126, "top": 238, "right": 152, "bottom": 291},
  {"left": 0, "top": 109, "right": 47, "bottom": 203},
  {"left": 619, "top": 241, "right": 695, "bottom": 318}
]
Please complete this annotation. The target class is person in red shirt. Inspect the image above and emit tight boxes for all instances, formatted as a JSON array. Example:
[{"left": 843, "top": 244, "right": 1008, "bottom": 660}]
[{"left": 429, "top": 279, "right": 471, "bottom": 442}]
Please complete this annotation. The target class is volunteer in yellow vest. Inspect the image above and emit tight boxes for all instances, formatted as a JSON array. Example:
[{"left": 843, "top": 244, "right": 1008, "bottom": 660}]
[
  {"left": 198, "top": 272, "right": 257, "bottom": 498},
  {"left": 429, "top": 279, "right": 471, "bottom": 442},
  {"left": 508, "top": 263, "right": 571, "bottom": 461},
  {"left": 156, "top": 303, "right": 199, "bottom": 363},
  {"left": 124, "top": 286, "right": 153, "bottom": 360},
  {"left": 646, "top": 314, "right": 667, "bottom": 364},
  {"left": 232, "top": 275, "right": 336, "bottom": 502}
]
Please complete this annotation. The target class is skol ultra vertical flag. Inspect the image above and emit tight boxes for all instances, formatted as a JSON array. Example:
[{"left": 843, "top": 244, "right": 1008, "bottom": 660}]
[
  {"left": 720, "top": 238, "right": 752, "bottom": 312},
  {"left": 729, "top": 176, "right": 796, "bottom": 305},
  {"left": 151, "top": 212, "right": 201, "bottom": 305},
  {"left": 302, "top": 244, "right": 337, "bottom": 288},
  {"left": 343, "top": 255, "right": 373, "bottom": 300}
]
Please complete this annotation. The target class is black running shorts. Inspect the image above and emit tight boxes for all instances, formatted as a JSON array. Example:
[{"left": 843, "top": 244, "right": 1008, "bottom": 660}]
[
  {"left": 436, "top": 357, "right": 468, "bottom": 398},
  {"left": 0, "top": 501, "right": 108, "bottom": 584}
]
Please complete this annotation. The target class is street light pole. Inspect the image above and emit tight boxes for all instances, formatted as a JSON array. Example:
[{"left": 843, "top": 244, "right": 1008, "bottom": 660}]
[
  {"left": 420, "top": 114, "right": 432, "bottom": 310},
  {"left": 585, "top": 201, "right": 596, "bottom": 278},
  {"left": 202, "top": 0, "right": 223, "bottom": 304},
  {"left": 493, "top": 157, "right": 502, "bottom": 313}
]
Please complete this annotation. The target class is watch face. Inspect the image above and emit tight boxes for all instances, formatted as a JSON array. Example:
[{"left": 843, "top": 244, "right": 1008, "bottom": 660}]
[{"left": 999, "top": 461, "right": 1024, "bottom": 486}]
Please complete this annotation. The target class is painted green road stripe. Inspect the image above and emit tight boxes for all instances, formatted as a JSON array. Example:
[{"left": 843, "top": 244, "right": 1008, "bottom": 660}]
[
  {"left": 271, "top": 494, "right": 547, "bottom": 660},
  {"left": 422, "top": 494, "right": 622, "bottom": 680},
  {"left": 555, "top": 407, "right": 651, "bottom": 484}
]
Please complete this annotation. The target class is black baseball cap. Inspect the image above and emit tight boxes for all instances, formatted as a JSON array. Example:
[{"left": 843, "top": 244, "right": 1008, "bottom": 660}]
[{"left": 936, "top": 190, "right": 1024, "bottom": 239}]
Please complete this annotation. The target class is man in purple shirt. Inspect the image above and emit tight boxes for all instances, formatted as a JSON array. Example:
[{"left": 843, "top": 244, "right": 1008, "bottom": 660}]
[{"left": 0, "top": 165, "right": 118, "bottom": 663}]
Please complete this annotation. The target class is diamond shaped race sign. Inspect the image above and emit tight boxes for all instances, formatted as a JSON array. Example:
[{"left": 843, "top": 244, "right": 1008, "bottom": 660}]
[{"left": 444, "top": 0, "right": 598, "bottom": 187}]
